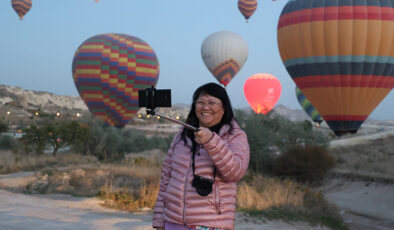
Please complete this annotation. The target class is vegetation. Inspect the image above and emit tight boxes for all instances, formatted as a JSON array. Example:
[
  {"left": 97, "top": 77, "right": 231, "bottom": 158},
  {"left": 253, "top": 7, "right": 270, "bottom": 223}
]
[
  {"left": 274, "top": 145, "right": 335, "bottom": 183},
  {"left": 0, "top": 111, "right": 349, "bottom": 229},
  {"left": 0, "top": 135, "right": 19, "bottom": 150},
  {"left": 329, "top": 135, "right": 394, "bottom": 181},
  {"left": 237, "top": 174, "right": 348, "bottom": 230},
  {"left": 16, "top": 119, "right": 172, "bottom": 160},
  {"left": 235, "top": 110, "right": 330, "bottom": 175},
  {"left": 0, "top": 121, "right": 8, "bottom": 133},
  {"left": 20, "top": 121, "right": 89, "bottom": 156}
]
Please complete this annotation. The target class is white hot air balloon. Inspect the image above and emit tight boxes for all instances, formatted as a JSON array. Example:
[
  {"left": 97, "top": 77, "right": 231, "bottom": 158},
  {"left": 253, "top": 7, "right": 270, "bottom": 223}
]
[{"left": 201, "top": 31, "right": 249, "bottom": 87}]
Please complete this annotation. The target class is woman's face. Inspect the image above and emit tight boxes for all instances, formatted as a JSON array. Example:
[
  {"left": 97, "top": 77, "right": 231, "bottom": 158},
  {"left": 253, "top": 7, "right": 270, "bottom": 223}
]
[{"left": 195, "top": 94, "right": 224, "bottom": 128}]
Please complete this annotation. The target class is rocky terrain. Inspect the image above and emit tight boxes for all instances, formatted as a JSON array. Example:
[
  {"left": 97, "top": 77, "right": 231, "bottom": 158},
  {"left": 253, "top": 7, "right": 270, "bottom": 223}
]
[{"left": 1, "top": 83, "right": 393, "bottom": 135}]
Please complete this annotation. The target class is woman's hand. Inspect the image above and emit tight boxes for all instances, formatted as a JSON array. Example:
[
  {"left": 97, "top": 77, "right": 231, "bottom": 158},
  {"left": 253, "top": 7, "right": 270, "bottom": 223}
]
[{"left": 194, "top": 127, "right": 214, "bottom": 145}]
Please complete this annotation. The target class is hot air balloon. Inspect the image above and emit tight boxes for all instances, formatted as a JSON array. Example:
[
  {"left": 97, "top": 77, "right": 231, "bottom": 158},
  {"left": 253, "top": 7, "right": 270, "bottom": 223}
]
[
  {"left": 244, "top": 73, "right": 281, "bottom": 114},
  {"left": 11, "top": 0, "right": 32, "bottom": 20},
  {"left": 296, "top": 87, "right": 323, "bottom": 125},
  {"left": 238, "top": 0, "right": 258, "bottom": 22},
  {"left": 277, "top": 0, "right": 394, "bottom": 136},
  {"left": 72, "top": 33, "right": 159, "bottom": 127},
  {"left": 201, "top": 31, "right": 248, "bottom": 87}
]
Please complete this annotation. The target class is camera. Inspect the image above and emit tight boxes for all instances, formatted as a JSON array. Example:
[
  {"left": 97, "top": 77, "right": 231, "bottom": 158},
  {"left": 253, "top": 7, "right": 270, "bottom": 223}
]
[
  {"left": 192, "top": 175, "right": 214, "bottom": 196},
  {"left": 138, "top": 86, "right": 199, "bottom": 131},
  {"left": 138, "top": 86, "right": 171, "bottom": 112}
]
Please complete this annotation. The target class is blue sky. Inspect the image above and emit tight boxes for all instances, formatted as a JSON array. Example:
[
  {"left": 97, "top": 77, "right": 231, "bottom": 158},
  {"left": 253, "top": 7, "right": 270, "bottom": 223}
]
[{"left": 0, "top": 0, "right": 392, "bottom": 120}]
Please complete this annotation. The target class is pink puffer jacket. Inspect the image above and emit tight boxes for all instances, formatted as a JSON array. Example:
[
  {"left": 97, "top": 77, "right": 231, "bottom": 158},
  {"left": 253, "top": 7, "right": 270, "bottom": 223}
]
[{"left": 153, "top": 120, "right": 250, "bottom": 230}]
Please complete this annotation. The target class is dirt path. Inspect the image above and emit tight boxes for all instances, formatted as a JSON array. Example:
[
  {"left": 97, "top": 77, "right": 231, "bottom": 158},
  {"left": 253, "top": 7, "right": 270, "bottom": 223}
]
[
  {"left": 321, "top": 179, "right": 394, "bottom": 230},
  {"left": 329, "top": 129, "right": 394, "bottom": 148}
]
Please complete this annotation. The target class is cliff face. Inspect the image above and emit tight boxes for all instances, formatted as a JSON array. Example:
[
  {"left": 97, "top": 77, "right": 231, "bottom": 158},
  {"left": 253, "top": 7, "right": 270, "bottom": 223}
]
[{"left": 0, "top": 84, "right": 87, "bottom": 112}]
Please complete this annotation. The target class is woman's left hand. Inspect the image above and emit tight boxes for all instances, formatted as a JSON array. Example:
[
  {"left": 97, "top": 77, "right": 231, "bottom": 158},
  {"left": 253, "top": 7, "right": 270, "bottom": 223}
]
[{"left": 194, "top": 127, "right": 214, "bottom": 145}]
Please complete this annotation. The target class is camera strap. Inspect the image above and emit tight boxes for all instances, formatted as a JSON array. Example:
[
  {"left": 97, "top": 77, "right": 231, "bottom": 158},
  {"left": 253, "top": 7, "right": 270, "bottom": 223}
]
[{"left": 192, "top": 145, "right": 216, "bottom": 180}]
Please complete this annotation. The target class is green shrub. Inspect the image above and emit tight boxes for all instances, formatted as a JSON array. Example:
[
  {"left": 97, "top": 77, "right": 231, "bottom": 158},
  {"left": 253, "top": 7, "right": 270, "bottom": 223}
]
[
  {"left": 0, "top": 135, "right": 19, "bottom": 150},
  {"left": 84, "top": 119, "right": 172, "bottom": 162},
  {"left": 235, "top": 110, "right": 330, "bottom": 175},
  {"left": 274, "top": 145, "right": 335, "bottom": 183}
]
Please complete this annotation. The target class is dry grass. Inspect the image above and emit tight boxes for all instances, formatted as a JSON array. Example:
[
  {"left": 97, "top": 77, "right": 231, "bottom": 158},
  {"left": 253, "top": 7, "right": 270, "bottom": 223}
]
[
  {"left": 237, "top": 175, "right": 304, "bottom": 210},
  {"left": 98, "top": 180, "right": 159, "bottom": 212},
  {"left": 330, "top": 135, "right": 394, "bottom": 180},
  {"left": 0, "top": 150, "right": 98, "bottom": 174},
  {"left": 237, "top": 174, "right": 347, "bottom": 230},
  {"left": 1, "top": 149, "right": 345, "bottom": 228}
]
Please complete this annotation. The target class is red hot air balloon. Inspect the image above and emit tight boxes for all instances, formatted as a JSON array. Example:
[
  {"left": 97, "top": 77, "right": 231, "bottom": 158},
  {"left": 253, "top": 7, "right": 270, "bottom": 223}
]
[
  {"left": 11, "top": 0, "right": 32, "bottom": 20},
  {"left": 244, "top": 73, "right": 282, "bottom": 114},
  {"left": 238, "top": 0, "right": 258, "bottom": 22},
  {"left": 72, "top": 33, "right": 160, "bottom": 127}
]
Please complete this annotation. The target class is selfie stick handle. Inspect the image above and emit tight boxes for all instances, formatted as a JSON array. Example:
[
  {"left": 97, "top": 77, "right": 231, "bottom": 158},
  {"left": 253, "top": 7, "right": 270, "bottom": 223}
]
[{"left": 152, "top": 111, "right": 199, "bottom": 132}]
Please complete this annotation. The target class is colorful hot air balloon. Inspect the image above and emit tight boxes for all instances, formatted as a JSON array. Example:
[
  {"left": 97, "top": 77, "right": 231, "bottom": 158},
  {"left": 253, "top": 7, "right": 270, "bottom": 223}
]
[
  {"left": 72, "top": 33, "right": 159, "bottom": 127},
  {"left": 238, "top": 0, "right": 258, "bottom": 22},
  {"left": 201, "top": 31, "right": 248, "bottom": 87},
  {"left": 277, "top": 0, "right": 394, "bottom": 136},
  {"left": 11, "top": 0, "right": 32, "bottom": 20},
  {"left": 244, "top": 73, "right": 282, "bottom": 114},
  {"left": 296, "top": 87, "right": 323, "bottom": 125}
]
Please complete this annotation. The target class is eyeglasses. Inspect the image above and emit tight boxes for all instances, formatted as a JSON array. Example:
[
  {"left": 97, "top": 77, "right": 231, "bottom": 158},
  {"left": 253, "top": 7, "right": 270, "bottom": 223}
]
[{"left": 195, "top": 100, "right": 222, "bottom": 109}]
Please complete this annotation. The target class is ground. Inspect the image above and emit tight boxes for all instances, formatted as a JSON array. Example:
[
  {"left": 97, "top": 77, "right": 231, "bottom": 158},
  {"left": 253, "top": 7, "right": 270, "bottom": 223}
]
[
  {"left": 0, "top": 172, "right": 330, "bottom": 230},
  {"left": 1, "top": 130, "right": 394, "bottom": 230}
]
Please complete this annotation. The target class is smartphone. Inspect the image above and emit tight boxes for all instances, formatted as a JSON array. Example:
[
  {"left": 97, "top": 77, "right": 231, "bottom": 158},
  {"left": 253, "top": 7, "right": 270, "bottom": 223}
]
[{"left": 138, "top": 87, "right": 171, "bottom": 110}]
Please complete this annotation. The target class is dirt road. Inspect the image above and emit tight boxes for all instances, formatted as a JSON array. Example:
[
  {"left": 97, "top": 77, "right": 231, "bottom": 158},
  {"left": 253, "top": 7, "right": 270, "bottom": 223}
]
[{"left": 321, "top": 179, "right": 394, "bottom": 230}]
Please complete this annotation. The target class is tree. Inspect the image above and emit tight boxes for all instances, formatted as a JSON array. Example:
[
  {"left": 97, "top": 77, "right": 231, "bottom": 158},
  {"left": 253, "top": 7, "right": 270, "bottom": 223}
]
[
  {"left": 20, "top": 125, "right": 46, "bottom": 154},
  {"left": 0, "top": 121, "right": 8, "bottom": 133},
  {"left": 21, "top": 121, "right": 90, "bottom": 156},
  {"left": 43, "top": 121, "right": 90, "bottom": 156}
]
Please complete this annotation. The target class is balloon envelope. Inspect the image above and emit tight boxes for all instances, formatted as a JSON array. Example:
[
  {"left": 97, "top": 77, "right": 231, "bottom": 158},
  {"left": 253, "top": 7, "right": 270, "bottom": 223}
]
[
  {"left": 244, "top": 73, "right": 281, "bottom": 114},
  {"left": 277, "top": 0, "right": 394, "bottom": 136},
  {"left": 296, "top": 87, "right": 323, "bottom": 124},
  {"left": 201, "top": 31, "right": 248, "bottom": 87},
  {"left": 72, "top": 33, "right": 159, "bottom": 127},
  {"left": 11, "top": 0, "right": 32, "bottom": 20},
  {"left": 238, "top": 0, "right": 258, "bottom": 21}
]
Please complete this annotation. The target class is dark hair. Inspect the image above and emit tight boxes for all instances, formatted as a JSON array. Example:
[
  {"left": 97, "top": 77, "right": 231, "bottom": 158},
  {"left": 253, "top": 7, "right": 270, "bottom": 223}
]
[{"left": 180, "top": 82, "right": 235, "bottom": 149}]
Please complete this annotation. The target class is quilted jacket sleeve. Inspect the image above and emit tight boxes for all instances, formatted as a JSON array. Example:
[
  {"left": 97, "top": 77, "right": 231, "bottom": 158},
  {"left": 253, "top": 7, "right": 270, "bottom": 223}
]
[
  {"left": 152, "top": 133, "right": 178, "bottom": 228},
  {"left": 203, "top": 126, "right": 250, "bottom": 182}
]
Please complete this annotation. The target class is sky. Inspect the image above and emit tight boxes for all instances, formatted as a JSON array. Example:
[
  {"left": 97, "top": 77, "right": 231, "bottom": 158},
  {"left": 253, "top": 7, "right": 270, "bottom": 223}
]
[{"left": 0, "top": 0, "right": 393, "bottom": 120}]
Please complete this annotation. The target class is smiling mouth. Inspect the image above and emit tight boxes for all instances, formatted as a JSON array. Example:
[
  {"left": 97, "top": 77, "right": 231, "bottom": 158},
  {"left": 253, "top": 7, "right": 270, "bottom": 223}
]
[{"left": 201, "top": 113, "right": 213, "bottom": 116}]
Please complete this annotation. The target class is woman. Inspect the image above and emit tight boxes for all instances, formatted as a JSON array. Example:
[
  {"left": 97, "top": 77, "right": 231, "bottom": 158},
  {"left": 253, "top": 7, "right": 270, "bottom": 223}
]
[{"left": 152, "top": 82, "right": 250, "bottom": 230}]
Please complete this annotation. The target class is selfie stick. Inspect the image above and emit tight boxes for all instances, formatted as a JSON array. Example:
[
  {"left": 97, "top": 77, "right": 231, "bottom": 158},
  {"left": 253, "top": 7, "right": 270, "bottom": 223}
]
[
  {"left": 142, "top": 86, "right": 199, "bottom": 132},
  {"left": 146, "top": 109, "right": 199, "bottom": 132}
]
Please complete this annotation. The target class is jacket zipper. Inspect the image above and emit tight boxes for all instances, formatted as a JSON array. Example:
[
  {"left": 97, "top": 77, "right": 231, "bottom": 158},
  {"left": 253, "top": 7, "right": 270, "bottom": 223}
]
[
  {"left": 215, "top": 183, "right": 221, "bottom": 214},
  {"left": 183, "top": 160, "right": 192, "bottom": 225}
]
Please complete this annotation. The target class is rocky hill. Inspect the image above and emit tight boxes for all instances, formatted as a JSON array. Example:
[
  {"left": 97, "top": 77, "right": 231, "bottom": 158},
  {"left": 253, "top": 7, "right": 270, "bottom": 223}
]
[
  {"left": 0, "top": 84, "right": 87, "bottom": 112},
  {"left": 0, "top": 84, "right": 392, "bottom": 134}
]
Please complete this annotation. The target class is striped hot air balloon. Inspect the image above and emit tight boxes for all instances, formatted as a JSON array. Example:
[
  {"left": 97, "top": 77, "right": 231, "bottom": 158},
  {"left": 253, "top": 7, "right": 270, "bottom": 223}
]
[
  {"left": 296, "top": 87, "right": 323, "bottom": 125},
  {"left": 72, "top": 34, "right": 159, "bottom": 127},
  {"left": 277, "top": 0, "right": 394, "bottom": 136},
  {"left": 201, "top": 31, "right": 248, "bottom": 87},
  {"left": 11, "top": 0, "right": 32, "bottom": 20},
  {"left": 238, "top": 0, "right": 258, "bottom": 22}
]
